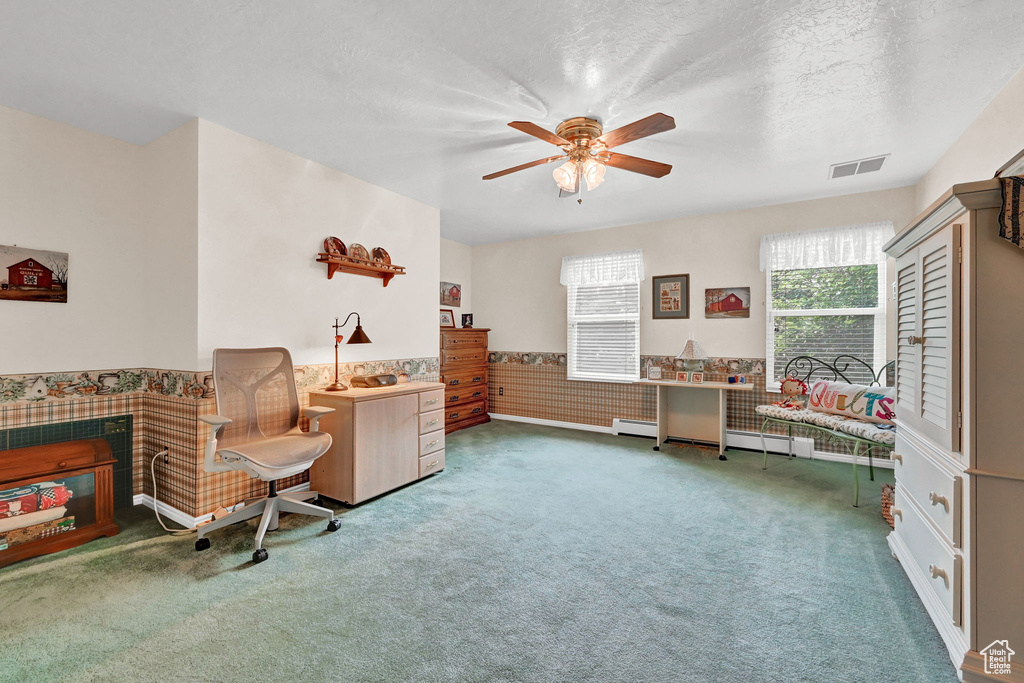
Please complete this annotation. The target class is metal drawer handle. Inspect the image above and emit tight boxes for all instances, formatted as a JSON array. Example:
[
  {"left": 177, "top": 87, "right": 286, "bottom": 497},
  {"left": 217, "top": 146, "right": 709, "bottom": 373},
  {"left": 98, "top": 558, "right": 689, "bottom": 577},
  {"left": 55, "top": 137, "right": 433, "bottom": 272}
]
[
  {"left": 473, "top": 376, "right": 482, "bottom": 382},
  {"left": 427, "top": 440, "right": 439, "bottom": 447},
  {"left": 472, "top": 391, "right": 483, "bottom": 397},
  {"left": 426, "top": 419, "right": 438, "bottom": 427},
  {"left": 472, "top": 407, "right": 482, "bottom": 414},
  {"left": 928, "top": 564, "right": 948, "bottom": 586},
  {"left": 929, "top": 492, "right": 949, "bottom": 510},
  {"left": 907, "top": 335, "right": 925, "bottom": 345},
  {"left": 892, "top": 508, "right": 902, "bottom": 521},
  {"left": 426, "top": 460, "right": 439, "bottom": 470},
  {"left": 449, "top": 379, "right": 460, "bottom": 385},
  {"left": 892, "top": 453, "right": 903, "bottom": 465},
  {"left": 425, "top": 398, "right": 439, "bottom": 405}
]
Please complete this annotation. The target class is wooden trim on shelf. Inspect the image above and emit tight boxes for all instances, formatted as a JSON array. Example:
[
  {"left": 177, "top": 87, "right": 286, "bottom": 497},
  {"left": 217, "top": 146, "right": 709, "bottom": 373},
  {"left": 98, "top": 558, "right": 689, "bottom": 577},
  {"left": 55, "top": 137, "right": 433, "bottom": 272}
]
[{"left": 315, "top": 253, "right": 407, "bottom": 287}]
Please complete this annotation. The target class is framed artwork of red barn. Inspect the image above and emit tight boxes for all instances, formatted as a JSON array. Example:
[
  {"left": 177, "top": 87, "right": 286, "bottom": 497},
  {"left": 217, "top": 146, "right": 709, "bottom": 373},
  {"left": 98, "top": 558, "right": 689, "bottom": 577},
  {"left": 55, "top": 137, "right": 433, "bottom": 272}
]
[
  {"left": 705, "top": 287, "right": 750, "bottom": 318},
  {"left": 0, "top": 245, "right": 68, "bottom": 303}
]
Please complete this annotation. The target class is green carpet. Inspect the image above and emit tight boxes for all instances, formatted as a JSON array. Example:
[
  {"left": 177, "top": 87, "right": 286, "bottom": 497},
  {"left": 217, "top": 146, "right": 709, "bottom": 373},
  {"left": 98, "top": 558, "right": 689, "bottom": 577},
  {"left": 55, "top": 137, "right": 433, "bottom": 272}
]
[{"left": 1, "top": 421, "right": 955, "bottom": 682}]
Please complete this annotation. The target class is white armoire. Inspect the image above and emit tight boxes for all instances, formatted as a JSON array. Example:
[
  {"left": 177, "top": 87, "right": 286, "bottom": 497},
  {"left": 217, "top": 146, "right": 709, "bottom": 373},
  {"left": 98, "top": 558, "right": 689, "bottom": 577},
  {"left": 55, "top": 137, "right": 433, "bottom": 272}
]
[{"left": 885, "top": 178, "right": 1024, "bottom": 682}]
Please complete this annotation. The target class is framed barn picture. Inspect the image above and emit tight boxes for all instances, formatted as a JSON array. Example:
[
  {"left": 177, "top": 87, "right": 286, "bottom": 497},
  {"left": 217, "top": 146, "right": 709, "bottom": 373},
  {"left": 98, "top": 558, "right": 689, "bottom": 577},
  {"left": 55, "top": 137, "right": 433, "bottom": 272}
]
[
  {"left": 652, "top": 274, "right": 689, "bottom": 319},
  {"left": 705, "top": 287, "right": 750, "bottom": 318},
  {"left": 440, "top": 281, "right": 462, "bottom": 307},
  {"left": 0, "top": 245, "right": 68, "bottom": 303}
]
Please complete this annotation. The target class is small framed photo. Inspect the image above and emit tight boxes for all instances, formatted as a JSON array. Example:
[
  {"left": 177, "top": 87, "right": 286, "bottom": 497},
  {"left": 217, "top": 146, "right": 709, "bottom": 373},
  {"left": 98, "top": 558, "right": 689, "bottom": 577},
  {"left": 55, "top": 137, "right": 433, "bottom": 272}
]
[
  {"left": 691, "top": 372, "right": 704, "bottom": 384},
  {"left": 675, "top": 371, "right": 689, "bottom": 383},
  {"left": 647, "top": 366, "right": 662, "bottom": 380},
  {"left": 652, "top": 274, "right": 689, "bottom": 319},
  {"left": 440, "top": 309, "right": 456, "bottom": 328},
  {"left": 461, "top": 313, "right": 474, "bottom": 328}
]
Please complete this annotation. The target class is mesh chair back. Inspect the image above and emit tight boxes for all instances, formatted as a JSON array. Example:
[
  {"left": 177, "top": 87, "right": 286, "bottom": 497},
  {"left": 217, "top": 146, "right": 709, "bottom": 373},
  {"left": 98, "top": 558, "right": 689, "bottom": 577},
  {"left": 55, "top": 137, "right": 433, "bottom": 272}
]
[{"left": 211, "top": 347, "right": 300, "bottom": 447}]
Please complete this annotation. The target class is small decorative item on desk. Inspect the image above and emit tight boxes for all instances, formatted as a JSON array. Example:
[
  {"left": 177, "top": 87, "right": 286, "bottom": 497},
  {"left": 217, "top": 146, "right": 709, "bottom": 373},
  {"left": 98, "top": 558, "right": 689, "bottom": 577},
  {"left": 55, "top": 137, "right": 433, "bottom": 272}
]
[
  {"left": 326, "top": 313, "right": 372, "bottom": 391},
  {"left": 675, "top": 336, "right": 707, "bottom": 371},
  {"left": 647, "top": 366, "right": 663, "bottom": 380},
  {"left": 675, "top": 371, "right": 689, "bottom": 383},
  {"left": 440, "top": 309, "right": 456, "bottom": 328},
  {"left": 350, "top": 374, "right": 397, "bottom": 388},
  {"left": 727, "top": 375, "right": 747, "bottom": 384},
  {"left": 773, "top": 376, "right": 807, "bottom": 409},
  {"left": 461, "top": 313, "right": 473, "bottom": 328},
  {"left": 440, "top": 281, "right": 462, "bottom": 307},
  {"left": 691, "top": 372, "right": 704, "bottom": 384}
]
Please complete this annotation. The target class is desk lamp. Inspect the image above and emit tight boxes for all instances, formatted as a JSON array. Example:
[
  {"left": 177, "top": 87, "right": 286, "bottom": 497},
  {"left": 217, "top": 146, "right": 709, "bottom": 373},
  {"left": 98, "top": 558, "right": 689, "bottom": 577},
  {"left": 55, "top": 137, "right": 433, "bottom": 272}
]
[
  {"left": 676, "top": 337, "right": 706, "bottom": 371},
  {"left": 326, "top": 313, "right": 372, "bottom": 391}
]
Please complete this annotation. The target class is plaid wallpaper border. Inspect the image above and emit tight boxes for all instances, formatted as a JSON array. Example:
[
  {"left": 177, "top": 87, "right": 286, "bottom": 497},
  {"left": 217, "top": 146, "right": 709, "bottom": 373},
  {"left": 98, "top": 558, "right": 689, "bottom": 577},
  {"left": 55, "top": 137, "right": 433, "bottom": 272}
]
[{"left": 0, "top": 357, "right": 440, "bottom": 517}]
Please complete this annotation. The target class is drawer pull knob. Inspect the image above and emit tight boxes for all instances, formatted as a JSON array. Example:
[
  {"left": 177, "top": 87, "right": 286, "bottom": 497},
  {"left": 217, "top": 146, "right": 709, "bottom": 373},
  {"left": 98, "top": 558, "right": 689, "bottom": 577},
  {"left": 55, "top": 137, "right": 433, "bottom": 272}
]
[
  {"left": 58, "top": 461, "right": 67, "bottom": 468},
  {"left": 892, "top": 508, "right": 903, "bottom": 521},
  {"left": 426, "top": 419, "right": 438, "bottom": 426},
  {"left": 427, "top": 440, "right": 439, "bottom": 447},
  {"left": 928, "top": 564, "right": 949, "bottom": 585},
  {"left": 426, "top": 460, "right": 439, "bottom": 470},
  {"left": 929, "top": 492, "right": 949, "bottom": 510},
  {"left": 892, "top": 453, "right": 903, "bottom": 465},
  {"left": 426, "top": 398, "right": 439, "bottom": 405}
]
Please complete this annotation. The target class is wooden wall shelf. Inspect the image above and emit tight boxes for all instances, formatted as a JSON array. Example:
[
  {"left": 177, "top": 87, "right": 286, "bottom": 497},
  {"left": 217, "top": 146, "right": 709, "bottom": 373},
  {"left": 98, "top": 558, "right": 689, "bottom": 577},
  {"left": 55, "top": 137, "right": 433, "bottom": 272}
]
[{"left": 316, "top": 254, "right": 407, "bottom": 287}]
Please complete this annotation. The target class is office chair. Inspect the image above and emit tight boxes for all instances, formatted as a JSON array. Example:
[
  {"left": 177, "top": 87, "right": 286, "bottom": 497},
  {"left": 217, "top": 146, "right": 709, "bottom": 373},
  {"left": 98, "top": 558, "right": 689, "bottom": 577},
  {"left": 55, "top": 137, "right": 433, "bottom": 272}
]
[{"left": 195, "top": 347, "right": 340, "bottom": 563}]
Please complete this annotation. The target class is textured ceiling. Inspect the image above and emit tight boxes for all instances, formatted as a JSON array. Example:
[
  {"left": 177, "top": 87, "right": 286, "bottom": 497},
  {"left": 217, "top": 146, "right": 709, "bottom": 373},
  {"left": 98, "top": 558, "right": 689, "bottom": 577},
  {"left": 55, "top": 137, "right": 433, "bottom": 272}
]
[{"left": 2, "top": 1, "right": 1023, "bottom": 244}]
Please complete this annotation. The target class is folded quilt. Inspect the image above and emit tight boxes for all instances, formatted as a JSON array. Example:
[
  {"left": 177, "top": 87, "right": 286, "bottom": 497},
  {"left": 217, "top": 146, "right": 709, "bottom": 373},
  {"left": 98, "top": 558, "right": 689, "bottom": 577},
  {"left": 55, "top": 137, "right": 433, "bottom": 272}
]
[
  {"left": 755, "top": 404, "right": 895, "bottom": 445},
  {"left": 0, "top": 482, "right": 73, "bottom": 519},
  {"left": 0, "top": 506, "right": 68, "bottom": 533}
]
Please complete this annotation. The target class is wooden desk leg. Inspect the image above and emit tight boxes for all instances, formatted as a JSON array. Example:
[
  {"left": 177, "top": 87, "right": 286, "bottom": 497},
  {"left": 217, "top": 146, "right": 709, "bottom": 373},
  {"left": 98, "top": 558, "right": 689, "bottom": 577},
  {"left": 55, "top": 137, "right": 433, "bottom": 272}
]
[
  {"left": 654, "top": 385, "right": 668, "bottom": 451},
  {"left": 718, "top": 388, "right": 728, "bottom": 460}
]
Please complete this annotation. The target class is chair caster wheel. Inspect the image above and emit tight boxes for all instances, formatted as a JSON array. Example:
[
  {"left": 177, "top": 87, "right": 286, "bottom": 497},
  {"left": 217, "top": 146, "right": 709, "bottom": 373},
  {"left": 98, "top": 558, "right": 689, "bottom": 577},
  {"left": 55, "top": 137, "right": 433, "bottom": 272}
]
[
  {"left": 195, "top": 538, "right": 210, "bottom": 551},
  {"left": 327, "top": 519, "right": 341, "bottom": 532},
  {"left": 252, "top": 548, "right": 269, "bottom": 564}
]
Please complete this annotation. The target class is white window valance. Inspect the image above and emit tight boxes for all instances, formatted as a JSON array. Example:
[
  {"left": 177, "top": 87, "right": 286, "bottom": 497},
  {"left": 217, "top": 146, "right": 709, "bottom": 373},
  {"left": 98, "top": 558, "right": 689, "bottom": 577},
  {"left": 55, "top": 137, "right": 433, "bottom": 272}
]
[
  {"left": 759, "top": 222, "right": 894, "bottom": 272},
  {"left": 560, "top": 249, "right": 645, "bottom": 286}
]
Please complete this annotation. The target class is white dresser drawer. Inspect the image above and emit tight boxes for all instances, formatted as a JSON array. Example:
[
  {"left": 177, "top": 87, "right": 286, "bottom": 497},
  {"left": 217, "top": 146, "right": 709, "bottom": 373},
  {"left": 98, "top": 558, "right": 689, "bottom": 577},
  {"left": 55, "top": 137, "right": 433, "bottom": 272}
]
[
  {"left": 419, "top": 430, "right": 444, "bottom": 455},
  {"left": 418, "top": 451, "right": 444, "bottom": 477},
  {"left": 893, "top": 484, "right": 962, "bottom": 626},
  {"left": 419, "top": 390, "right": 444, "bottom": 412},
  {"left": 894, "top": 434, "right": 962, "bottom": 547},
  {"left": 418, "top": 409, "right": 443, "bottom": 435}
]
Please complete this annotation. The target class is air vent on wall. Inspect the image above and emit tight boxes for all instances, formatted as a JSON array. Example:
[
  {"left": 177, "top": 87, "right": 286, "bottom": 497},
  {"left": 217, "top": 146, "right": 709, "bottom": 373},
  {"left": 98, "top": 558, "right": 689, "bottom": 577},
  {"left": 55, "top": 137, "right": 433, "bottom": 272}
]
[{"left": 829, "top": 154, "right": 889, "bottom": 179}]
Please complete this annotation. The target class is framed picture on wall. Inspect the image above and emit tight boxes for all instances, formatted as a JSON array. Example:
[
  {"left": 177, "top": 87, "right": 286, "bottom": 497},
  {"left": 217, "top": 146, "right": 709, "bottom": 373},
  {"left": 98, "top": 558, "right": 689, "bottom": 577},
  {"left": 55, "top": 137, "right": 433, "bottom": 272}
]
[
  {"left": 652, "top": 274, "right": 689, "bottom": 319},
  {"left": 440, "top": 309, "right": 456, "bottom": 328},
  {"left": 705, "top": 287, "right": 751, "bottom": 318},
  {"left": 691, "top": 372, "right": 704, "bottom": 384}
]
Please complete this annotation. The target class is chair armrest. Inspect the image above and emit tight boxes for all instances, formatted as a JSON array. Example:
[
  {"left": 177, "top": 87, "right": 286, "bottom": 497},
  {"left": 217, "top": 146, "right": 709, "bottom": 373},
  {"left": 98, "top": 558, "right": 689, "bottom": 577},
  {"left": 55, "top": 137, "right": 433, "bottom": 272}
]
[
  {"left": 302, "top": 406, "right": 335, "bottom": 432},
  {"left": 199, "top": 414, "right": 233, "bottom": 428}
]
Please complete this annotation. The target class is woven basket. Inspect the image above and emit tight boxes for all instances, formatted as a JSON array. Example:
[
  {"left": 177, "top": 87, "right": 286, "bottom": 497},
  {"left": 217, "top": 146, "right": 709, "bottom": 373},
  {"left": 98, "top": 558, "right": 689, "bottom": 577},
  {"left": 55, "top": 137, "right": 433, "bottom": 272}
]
[{"left": 881, "top": 483, "right": 896, "bottom": 528}]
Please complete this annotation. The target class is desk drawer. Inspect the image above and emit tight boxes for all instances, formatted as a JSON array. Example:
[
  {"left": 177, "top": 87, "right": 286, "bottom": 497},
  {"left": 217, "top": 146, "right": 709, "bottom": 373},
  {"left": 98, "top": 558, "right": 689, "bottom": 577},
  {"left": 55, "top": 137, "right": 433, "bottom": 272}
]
[
  {"left": 441, "top": 348, "right": 487, "bottom": 366},
  {"left": 418, "top": 451, "right": 445, "bottom": 477},
  {"left": 442, "top": 369, "right": 487, "bottom": 389},
  {"left": 418, "top": 390, "right": 444, "bottom": 412},
  {"left": 446, "top": 399, "right": 486, "bottom": 423},
  {"left": 893, "top": 485, "right": 962, "bottom": 625},
  {"left": 894, "top": 435, "right": 961, "bottom": 547},
  {"left": 446, "top": 386, "right": 487, "bottom": 406},
  {"left": 419, "top": 430, "right": 444, "bottom": 456},
  {"left": 442, "top": 332, "right": 488, "bottom": 349},
  {"left": 418, "top": 410, "right": 443, "bottom": 435}
]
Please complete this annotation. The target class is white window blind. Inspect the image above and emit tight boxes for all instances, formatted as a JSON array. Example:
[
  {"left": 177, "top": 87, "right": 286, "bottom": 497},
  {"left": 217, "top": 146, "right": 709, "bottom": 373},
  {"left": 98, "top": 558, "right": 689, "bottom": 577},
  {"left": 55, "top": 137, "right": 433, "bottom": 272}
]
[
  {"left": 561, "top": 250, "right": 644, "bottom": 382},
  {"left": 760, "top": 223, "right": 892, "bottom": 389}
]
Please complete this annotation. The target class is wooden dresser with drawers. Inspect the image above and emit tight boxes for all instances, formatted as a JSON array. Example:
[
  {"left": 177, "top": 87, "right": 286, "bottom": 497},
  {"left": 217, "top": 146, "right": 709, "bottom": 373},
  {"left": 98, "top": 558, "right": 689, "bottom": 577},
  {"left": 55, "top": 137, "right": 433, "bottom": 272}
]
[{"left": 439, "top": 327, "right": 491, "bottom": 433}]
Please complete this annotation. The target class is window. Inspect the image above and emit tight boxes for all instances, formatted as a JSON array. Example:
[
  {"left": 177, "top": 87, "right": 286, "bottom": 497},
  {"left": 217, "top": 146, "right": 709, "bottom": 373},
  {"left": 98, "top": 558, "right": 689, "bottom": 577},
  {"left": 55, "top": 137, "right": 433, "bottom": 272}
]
[
  {"left": 761, "top": 223, "right": 892, "bottom": 388},
  {"left": 561, "top": 250, "right": 644, "bottom": 382}
]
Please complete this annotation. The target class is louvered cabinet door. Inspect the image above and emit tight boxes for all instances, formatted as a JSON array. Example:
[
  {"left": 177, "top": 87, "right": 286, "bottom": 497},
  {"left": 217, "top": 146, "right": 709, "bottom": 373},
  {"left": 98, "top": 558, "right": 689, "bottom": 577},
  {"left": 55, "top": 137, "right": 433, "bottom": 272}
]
[{"left": 897, "top": 225, "right": 962, "bottom": 452}]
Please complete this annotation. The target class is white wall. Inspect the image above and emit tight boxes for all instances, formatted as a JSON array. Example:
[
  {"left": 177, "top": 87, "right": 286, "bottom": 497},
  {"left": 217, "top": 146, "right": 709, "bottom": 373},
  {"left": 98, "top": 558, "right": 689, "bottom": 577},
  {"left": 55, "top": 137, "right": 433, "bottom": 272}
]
[
  {"left": 197, "top": 121, "right": 440, "bottom": 368},
  {"left": 0, "top": 104, "right": 149, "bottom": 375},
  {"left": 440, "top": 237, "right": 472, "bottom": 319},
  {"left": 473, "top": 186, "right": 916, "bottom": 359},
  {"left": 140, "top": 119, "right": 200, "bottom": 371},
  {"left": 915, "top": 65, "right": 1024, "bottom": 212}
]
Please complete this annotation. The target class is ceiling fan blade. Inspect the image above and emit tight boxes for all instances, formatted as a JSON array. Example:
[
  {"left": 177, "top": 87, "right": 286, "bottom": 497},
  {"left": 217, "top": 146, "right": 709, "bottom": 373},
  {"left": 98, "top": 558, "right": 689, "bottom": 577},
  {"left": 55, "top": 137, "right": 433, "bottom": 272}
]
[
  {"left": 596, "top": 113, "right": 675, "bottom": 150},
  {"left": 603, "top": 152, "right": 672, "bottom": 178},
  {"left": 508, "top": 121, "right": 571, "bottom": 147},
  {"left": 482, "top": 155, "right": 566, "bottom": 180}
]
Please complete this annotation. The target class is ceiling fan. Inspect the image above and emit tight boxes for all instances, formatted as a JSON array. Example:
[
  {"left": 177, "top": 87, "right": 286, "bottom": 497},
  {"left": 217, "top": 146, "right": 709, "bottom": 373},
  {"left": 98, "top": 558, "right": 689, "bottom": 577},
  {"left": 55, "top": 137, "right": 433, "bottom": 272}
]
[{"left": 482, "top": 113, "right": 675, "bottom": 198}]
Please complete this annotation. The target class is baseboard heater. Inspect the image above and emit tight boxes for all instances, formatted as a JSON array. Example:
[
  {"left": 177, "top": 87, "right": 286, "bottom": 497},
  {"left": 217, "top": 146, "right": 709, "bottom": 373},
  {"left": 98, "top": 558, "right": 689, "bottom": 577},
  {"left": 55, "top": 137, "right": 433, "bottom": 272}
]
[
  {"left": 725, "top": 429, "right": 814, "bottom": 458},
  {"left": 611, "top": 418, "right": 657, "bottom": 438}
]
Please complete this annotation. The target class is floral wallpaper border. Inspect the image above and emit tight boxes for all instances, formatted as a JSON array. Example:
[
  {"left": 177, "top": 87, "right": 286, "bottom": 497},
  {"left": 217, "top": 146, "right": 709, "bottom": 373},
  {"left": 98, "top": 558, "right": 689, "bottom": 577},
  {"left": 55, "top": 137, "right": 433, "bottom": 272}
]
[
  {"left": 488, "top": 351, "right": 765, "bottom": 376},
  {"left": 0, "top": 357, "right": 440, "bottom": 404}
]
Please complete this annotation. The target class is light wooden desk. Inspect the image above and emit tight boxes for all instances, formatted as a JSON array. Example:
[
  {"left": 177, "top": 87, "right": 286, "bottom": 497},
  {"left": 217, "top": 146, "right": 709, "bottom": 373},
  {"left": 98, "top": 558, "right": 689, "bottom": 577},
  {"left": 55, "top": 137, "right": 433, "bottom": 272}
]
[{"left": 634, "top": 380, "right": 754, "bottom": 459}]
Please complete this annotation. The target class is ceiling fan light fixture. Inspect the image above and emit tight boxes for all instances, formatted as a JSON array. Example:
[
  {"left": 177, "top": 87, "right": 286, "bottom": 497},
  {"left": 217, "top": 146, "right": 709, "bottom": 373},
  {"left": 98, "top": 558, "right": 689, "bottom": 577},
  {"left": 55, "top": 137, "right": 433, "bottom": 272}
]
[
  {"left": 583, "top": 158, "right": 606, "bottom": 191},
  {"left": 553, "top": 161, "right": 578, "bottom": 192}
]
